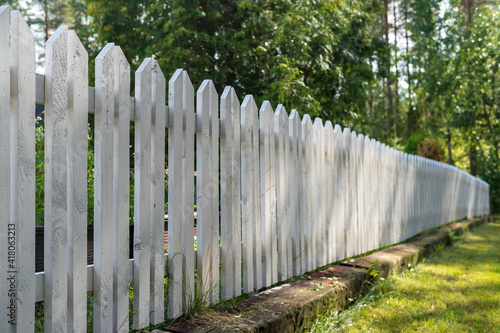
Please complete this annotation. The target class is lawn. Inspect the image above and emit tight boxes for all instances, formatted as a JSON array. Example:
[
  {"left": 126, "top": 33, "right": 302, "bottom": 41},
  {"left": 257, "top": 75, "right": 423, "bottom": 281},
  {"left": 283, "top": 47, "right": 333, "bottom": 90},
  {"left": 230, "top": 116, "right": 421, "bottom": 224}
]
[{"left": 311, "top": 220, "right": 500, "bottom": 332}]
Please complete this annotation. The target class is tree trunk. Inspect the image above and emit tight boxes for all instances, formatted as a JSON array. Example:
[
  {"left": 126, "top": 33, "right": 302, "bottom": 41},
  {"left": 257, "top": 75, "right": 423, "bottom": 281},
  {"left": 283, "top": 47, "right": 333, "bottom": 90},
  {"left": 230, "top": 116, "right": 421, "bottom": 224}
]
[
  {"left": 383, "top": 0, "right": 394, "bottom": 129},
  {"left": 44, "top": 0, "right": 50, "bottom": 42},
  {"left": 469, "top": 145, "right": 477, "bottom": 176},
  {"left": 446, "top": 122, "right": 453, "bottom": 165}
]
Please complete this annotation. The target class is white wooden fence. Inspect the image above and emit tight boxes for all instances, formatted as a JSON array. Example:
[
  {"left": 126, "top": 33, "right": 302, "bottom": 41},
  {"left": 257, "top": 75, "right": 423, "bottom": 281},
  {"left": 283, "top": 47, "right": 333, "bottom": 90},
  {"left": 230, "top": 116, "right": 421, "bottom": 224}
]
[{"left": 0, "top": 8, "right": 490, "bottom": 332}]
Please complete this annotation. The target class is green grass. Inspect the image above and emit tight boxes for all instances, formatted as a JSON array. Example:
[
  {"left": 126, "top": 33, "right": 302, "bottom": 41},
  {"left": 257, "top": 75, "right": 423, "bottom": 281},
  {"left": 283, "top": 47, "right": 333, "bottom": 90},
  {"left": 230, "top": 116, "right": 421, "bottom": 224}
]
[{"left": 311, "top": 221, "right": 500, "bottom": 332}]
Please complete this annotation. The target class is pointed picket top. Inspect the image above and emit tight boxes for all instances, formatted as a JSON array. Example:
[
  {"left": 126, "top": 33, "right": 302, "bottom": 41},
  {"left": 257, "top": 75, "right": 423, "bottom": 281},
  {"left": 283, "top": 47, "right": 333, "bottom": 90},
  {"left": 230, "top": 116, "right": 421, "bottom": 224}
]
[
  {"left": 342, "top": 127, "right": 351, "bottom": 151},
  {"left": 313, "top": 117, "right": 324, "bottom": 132},
  {"left": 241, "top": 94, "right": 257, "bottom": 122}
]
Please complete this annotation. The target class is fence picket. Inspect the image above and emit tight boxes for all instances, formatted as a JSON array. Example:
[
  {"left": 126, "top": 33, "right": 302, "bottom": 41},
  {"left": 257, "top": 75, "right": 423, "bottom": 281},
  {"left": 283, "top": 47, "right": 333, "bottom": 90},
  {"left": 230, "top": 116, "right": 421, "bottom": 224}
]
[
  {"left": 324, "top": 122, "right": 334, "bottom": 263},
  {"left": 333, "top": 125, "right": 344, "bottom": 261},
  {"left": 289, "top": 110, "right": 303, "bottom": 275},
  {"left": 133, "top": 57, "right": 153, "bottom": 329},
  {"left": 94, "top": 43, "right": 116, "bottom": 332},
  {"left": 241, "top": 95, "right": 260, "bottom": 292},
  {"left": 220, "top": 86, "right": 242, "bottom": 300},
  {"left": 182, "top": 73, "right": 195, "bottom": 310},
  {"left": 342, "top": 128, "right": 353, "bottom": 257},
  {"left": 0, "top": 7, "right": 10, "bottom": 331},
  {"left": 167, "top": 69, "right": 195, "bottom": 318},
  {"left": 8, "top": 9, "right": 37, "bottom": 333},
  {"left": 313, "top": 118, "right": 325, "bottom": 267},
  {"left": 259, "top": 101, "right": 276, "bottom": 286},
  {"left": 150, "top": 60, "right": 166, "bottom": 324},
  {"left": 112, "top": 46, "right": 131, "bottom": 332},
  {"left": 301, "top": 115, "right": 313, "bottom": 272},
  {"left": 275, "top": 105, "right": 290, "bottom": 280},
  {"left": 44, "top": 25, "right": 85, "bottom": 332},
  {"left": 196, "top": 80, "right": 220, "bottom": 304},
  {"left": 67, "top": 30, "right": 89, "bottom": 333}
]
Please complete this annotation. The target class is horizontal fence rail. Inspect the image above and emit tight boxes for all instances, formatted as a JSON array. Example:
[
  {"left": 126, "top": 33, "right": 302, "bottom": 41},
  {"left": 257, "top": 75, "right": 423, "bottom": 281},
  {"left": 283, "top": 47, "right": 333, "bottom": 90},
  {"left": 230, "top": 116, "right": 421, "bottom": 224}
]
[{"left": 0, "top": 7, "right": 490, "bottom": 332}]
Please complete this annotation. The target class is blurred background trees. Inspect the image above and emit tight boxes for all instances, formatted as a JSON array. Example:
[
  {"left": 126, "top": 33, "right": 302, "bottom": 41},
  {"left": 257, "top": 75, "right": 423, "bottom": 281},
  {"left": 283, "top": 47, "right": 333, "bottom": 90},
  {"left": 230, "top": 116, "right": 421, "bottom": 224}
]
[{"left": 4, "top": 0, "right": 500, "bottom": 211}]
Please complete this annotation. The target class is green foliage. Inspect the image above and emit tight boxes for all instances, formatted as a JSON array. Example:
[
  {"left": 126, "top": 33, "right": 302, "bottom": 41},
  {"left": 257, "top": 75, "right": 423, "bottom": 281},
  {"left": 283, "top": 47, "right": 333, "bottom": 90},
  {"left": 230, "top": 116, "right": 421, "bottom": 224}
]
[{"left": 404, "top": 132, "right": 427, "bottom": 155}]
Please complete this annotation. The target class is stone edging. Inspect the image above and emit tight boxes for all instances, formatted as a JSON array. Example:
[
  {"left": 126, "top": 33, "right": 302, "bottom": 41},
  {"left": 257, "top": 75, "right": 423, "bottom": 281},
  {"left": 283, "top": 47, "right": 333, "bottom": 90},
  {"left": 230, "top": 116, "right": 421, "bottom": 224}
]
[{"left": 157, "top": 216, "right": 492, "bottom": 333}]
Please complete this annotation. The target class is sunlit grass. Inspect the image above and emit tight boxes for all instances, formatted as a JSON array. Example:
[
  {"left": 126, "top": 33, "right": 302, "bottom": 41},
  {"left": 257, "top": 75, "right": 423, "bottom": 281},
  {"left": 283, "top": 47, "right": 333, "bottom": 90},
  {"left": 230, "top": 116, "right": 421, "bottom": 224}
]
[{"left": 311, "top": 221, "right": 500, "bottom": 332}]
